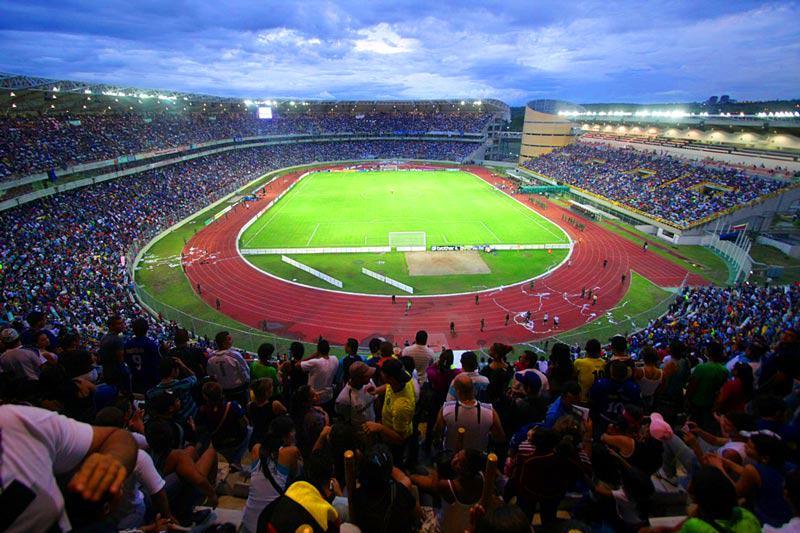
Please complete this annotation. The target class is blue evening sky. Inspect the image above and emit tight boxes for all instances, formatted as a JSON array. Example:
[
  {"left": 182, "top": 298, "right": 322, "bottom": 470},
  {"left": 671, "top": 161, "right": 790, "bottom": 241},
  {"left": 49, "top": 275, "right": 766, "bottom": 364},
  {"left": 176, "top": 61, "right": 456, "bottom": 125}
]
[{"left": 0, "top": 0, "right": 797, "bottom": 104}]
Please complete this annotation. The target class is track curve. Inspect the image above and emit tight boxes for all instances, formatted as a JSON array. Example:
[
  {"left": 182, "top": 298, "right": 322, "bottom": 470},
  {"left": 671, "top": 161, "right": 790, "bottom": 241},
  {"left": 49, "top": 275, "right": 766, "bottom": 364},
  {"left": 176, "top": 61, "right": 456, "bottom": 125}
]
[{"left": 180, "top": 164, "right": 707, "bottom": 349}]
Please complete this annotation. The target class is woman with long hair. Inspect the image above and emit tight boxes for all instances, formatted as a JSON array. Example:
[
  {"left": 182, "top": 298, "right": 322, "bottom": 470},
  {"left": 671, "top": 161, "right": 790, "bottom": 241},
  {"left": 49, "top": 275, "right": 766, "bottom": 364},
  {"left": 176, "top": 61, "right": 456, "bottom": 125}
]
[
  {"left": 714, "top": 361, "right": 754, "bottom": 414},
  {"left": 241, "top": 415, "right": 302, "bottom": 533},
  {"left": 424, "top": 349, "right": 461, "bottom": 450},
  {"left": 547, "top": 342, "right": 575, "bottom": 398},
  {"left": 480, "top": 343, "right": 514, "bottom": 404},
  {"left": 195, "top": 381, "right": 250, "bottom": 470}
]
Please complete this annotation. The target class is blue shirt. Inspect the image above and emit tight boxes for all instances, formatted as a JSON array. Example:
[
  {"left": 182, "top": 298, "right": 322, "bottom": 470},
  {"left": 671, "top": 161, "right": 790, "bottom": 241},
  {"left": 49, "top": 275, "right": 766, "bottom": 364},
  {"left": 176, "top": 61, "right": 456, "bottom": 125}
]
[
  {"left": 589, "top": 378, "right": 642, "bottom": 420},
  {"left": 544, "top": 396, "right": 574, "bottom": 428},
  {"left": 125, "top": 335, "right": 161, "bottom": 394}
]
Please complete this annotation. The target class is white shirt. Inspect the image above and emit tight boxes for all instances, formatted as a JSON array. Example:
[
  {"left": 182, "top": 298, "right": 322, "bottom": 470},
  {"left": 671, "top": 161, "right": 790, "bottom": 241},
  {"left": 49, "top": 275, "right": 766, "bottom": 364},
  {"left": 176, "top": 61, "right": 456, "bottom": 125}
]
[
  {"left": 764, "top": 517, "right": 800, "bottom": 532},
  {"left": 0, "top": 404, "right": 94, "bottom": 533},
  {"left": 401, "top": 344, "right": 435, "bottom": 382},
  {"left": 442, "top": 400, "right": 494, "bottom": 451},
  {"left": 335, "top": 380, "right": 376, "bottom": 427},
  {"left": 301, "top": 356, "right": 339, "bottom": 404},
  {"left": 113, "top": 449, "right": 166, "bottom": 526},
  {"left": 0, "top": 346, "right": 43, "bottom": 380},
  {"left": 207, "top": 349, "right": 250, "bottom": 390}
]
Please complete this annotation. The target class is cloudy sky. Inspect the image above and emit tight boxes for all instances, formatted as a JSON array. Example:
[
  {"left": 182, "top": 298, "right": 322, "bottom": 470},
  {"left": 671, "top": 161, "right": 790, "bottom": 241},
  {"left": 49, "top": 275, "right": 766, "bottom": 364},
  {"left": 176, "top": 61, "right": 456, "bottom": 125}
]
[{"left": 0, "top": 0, "right": 798, "bottom": 104}]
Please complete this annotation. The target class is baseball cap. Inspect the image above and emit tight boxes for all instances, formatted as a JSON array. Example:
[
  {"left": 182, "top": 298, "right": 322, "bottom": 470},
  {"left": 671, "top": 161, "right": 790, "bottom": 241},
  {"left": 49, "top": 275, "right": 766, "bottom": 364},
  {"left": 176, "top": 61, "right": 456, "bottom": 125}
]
[
  {"left": 514, "top": 370, "right": 542, "bottom": 394},
  {"left": 648, "top": 412, "right": 673, "bottom": 442},
  {"left": 147, "top": 390, "right": 178, "bottom": 414},
  {"left": 349, "top": 361, "right": 375, "bottom": 381},
  {"left": 0, "top": 328, "right": 19, "bottom": 344},
  {"left": 380, "top": 358, "right": 411, "bottom": 384}
]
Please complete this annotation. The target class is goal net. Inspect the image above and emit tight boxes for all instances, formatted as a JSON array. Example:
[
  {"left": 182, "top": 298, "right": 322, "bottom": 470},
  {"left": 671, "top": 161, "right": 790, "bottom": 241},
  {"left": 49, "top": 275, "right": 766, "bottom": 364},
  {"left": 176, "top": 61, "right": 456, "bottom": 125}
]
[
  {"left": 389, "top": 232, "right": 426, "bottom": 248},
  {"left": 380, "top": 164, "right": 399, "bottom": 171}
]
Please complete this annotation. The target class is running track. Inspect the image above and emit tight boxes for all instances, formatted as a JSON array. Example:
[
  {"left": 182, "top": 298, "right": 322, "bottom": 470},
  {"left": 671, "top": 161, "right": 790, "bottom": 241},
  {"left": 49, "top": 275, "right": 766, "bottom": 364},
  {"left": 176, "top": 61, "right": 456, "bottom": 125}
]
[{"left": 181, "top": 165, "right": 707, "bottom": 349}]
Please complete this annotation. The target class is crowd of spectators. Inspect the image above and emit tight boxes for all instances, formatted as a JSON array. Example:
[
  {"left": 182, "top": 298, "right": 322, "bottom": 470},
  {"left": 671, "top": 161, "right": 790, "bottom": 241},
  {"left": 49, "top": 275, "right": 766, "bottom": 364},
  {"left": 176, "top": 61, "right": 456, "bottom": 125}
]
[
  {"left": 2, "top": 285, "right": 799, "bottom": 531},
  {"left": 0, "top": 111, "right": 493, "bottom": 179},
  {"left": 522, "top": 142, "right": 794, "bottom": 227},
  {"left": 2, "top": 113, "right": 800, "bottom": 532},
  {"left": 0, "top": 140, "right": 475, "bottom": 347}
]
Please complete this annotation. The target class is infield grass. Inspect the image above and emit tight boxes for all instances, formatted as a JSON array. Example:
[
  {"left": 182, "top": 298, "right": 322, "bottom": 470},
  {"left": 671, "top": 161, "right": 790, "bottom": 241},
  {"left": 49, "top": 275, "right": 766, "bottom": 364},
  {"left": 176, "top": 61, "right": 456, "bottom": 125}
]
[
  {"left": 240, "top": 170, "right": 569, "bottom": 248},
  {"left": 246, "top": 249, "right": 569, "bottom": 295}
]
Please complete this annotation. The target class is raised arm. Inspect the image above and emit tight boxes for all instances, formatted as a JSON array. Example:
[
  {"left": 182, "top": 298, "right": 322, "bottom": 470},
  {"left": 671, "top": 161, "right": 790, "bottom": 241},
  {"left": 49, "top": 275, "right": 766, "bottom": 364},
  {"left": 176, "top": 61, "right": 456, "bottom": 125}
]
[{"left": 67, "top": 426, "right": 137, "bottom": 502}]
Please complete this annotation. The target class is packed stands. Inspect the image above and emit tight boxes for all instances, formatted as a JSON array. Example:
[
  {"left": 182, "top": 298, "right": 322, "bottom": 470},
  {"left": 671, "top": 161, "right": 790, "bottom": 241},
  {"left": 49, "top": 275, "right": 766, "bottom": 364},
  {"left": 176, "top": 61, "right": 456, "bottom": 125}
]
[
  {"left": 2, "top": 277, "right": 799, "bottom": 530},
  {"left": 0, "top": 140, "right": 474, "bottom": 345},
  {"left": 2, "top": 102, "right": 800, "bottom": 533},
  {"left": 522, "top": 142, "right": 795, "bottom": 227},
  {"left": 0, "top": 111, "right": 493, "bottom": 180}
]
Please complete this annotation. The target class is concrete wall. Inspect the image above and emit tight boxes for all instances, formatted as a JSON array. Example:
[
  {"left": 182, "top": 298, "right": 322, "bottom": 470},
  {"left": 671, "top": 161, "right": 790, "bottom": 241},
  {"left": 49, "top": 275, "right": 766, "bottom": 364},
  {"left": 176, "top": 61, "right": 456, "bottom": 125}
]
[
  {"left": 757, "top": 235, "right": 800, "bottom": 258},
  {"left": 519, "top": 109, "right": 575, "bottom": 162}
]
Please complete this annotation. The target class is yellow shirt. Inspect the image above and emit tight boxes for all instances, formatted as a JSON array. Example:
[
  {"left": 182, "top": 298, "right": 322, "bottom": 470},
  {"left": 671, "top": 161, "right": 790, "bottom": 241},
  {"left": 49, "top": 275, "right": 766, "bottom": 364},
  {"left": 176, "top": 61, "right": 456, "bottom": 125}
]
[
  {"left": 382, "top": 379, "right": 416, "bottom": 439},
  {"left": 573, "top": 357, "right": 607, "bottom": 402}
]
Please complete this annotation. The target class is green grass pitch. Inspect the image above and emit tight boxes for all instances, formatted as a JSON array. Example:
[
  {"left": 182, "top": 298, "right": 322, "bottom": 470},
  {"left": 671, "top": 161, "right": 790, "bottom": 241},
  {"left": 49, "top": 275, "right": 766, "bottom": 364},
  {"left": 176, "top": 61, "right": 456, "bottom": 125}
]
[{"left": 240, "top": 170, "right": 569, "bottom": 248}]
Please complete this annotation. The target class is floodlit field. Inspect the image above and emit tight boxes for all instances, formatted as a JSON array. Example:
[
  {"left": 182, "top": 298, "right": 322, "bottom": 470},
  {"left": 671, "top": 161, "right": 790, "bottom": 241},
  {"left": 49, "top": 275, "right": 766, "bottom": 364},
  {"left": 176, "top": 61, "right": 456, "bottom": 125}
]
[{"left": 240, "top": 170, "right": 569, "bottom": 248}]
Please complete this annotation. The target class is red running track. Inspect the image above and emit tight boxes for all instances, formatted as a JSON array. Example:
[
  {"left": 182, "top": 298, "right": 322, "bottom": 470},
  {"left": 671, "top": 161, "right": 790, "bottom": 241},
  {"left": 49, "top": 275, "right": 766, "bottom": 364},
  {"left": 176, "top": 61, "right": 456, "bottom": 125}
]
[{"left": 181, "top": 165, "right": 707, "bottom": 349}]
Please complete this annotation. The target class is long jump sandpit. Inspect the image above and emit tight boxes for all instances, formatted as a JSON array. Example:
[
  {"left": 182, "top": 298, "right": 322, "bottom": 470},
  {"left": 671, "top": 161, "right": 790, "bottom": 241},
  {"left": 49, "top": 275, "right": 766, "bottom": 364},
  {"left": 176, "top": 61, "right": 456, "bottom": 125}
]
[{"left": 405, "top": 251, "right": 491, "bottom": 276}]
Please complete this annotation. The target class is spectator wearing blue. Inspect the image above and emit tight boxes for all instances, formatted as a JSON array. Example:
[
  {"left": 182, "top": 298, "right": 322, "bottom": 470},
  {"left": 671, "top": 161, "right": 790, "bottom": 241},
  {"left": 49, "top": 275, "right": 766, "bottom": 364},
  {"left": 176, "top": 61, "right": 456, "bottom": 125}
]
[
  {"left": 146, "top": 356, "right": 198, "bottom": 427},
  {"left": 544, "top": 381, "right": 581, "bottom": 428},
  {"left": 124, "top": 318, "right": 162, "bottom": 394},
  {"left": 335, "top": 337, "right": 363, "bottom": 386},
  {"left": 20, "top": 310, "right": 58, "bottom": 350}
]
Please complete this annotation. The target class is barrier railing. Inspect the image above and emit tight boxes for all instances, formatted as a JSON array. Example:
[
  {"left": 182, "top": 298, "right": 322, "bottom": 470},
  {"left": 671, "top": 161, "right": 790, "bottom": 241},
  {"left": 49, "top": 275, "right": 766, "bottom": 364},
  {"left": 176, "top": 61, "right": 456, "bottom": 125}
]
[{"left": 134, "top": 284, "right": 300, "bottom": 354}]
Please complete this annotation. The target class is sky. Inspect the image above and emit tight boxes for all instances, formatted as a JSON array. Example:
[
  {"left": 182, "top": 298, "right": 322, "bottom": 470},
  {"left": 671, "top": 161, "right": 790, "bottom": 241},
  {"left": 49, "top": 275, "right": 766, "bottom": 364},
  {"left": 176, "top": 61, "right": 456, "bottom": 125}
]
[{"left": 0, "top": 0, "right": 798, "bottom": 105}]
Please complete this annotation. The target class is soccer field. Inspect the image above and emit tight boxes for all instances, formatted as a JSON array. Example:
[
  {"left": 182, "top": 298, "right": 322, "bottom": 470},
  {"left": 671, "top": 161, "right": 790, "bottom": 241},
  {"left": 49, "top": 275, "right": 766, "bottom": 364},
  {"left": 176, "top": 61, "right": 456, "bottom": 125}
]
[{"left": 240, "top": 170, "right": 569, "bottom": 248}]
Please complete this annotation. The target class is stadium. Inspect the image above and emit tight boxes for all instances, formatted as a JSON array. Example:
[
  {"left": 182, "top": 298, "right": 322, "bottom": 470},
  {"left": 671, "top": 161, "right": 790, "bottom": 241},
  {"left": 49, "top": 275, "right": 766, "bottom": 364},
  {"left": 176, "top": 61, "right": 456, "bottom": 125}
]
[{"left": 1, "top": 3, "right": 800, "bottom": 532}]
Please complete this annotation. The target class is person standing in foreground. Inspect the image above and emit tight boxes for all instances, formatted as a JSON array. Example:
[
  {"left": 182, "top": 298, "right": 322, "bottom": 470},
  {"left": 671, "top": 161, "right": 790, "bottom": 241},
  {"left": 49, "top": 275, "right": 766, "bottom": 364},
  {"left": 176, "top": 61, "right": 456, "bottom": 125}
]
[
  {"left": 207, "top": 331, "right": 251, "bottom": 406},
  {"left": 364, "top": 358, "right": 417, "bottom": 465},
  {"left": 401, "top": 330, "right": 435, "bottom": 383},
  {"left": 300, "top": 338, "right": 339, "bottom": 412},
  {"left": 335, "top": 361, "right": 377, "bottom": 431}
]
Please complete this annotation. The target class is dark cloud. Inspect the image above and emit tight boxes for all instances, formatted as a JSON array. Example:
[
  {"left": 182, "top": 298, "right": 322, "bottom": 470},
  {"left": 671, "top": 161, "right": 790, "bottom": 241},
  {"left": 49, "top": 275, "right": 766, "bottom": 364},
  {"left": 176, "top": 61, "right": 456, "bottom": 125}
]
[{"left": 0, "top": 0, "right": 796, "bottom": 103}]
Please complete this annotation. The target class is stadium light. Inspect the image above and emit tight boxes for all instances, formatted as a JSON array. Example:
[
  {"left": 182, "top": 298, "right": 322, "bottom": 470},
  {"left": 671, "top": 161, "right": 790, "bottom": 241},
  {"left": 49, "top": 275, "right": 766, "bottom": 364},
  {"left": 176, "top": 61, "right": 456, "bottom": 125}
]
[
  {"left": 84, "top": 89, "right": 91, "bottom": 94},
  {"left": 52, "top": 86, "right": 59, "bottom": 92}
]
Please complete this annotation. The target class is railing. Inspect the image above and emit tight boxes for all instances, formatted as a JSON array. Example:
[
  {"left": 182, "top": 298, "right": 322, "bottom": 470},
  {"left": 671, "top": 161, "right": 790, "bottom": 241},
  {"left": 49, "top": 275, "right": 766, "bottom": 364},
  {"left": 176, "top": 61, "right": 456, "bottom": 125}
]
[{"left": 134, "top": 284, "right": 298, "bottom": 354}]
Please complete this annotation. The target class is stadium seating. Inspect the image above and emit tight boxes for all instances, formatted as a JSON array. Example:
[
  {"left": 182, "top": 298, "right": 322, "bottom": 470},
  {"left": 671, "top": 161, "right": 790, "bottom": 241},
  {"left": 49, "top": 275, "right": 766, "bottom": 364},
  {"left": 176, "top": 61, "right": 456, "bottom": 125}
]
[
  {"left": 2, "top": 108, "right": 800, "bottom": 533},
  {"left": 522, "top": 142, "right": 794, "bottom": 227},
  {"left": 0, "top": 140, "right": 474, "bottom": 343},
  {"left": 0, "top": 111, "right": 493, "bottom": 179}
]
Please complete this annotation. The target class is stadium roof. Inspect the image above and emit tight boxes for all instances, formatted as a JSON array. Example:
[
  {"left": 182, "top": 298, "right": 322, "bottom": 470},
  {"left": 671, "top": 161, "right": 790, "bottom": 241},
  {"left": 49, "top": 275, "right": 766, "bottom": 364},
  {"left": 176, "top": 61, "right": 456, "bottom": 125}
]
[{"left": 0, "top": 73, "right": 509, "bottom": 116}]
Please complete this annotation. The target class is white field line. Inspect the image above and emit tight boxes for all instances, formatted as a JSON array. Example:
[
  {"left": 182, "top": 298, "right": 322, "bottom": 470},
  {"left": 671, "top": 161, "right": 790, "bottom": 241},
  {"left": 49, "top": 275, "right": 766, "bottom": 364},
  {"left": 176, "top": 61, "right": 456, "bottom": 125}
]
[
  {"left": 242, "top": 176, "right": 311, "bottom": 247},
  {"left": 480, "top": 221, "right": 502, "bottom": 242},
  {"left": 306, "top": 223, "right": 320, "bottom": 246},
  {"left": 483, "top": 180, "right": 565, "bottom": 242}
]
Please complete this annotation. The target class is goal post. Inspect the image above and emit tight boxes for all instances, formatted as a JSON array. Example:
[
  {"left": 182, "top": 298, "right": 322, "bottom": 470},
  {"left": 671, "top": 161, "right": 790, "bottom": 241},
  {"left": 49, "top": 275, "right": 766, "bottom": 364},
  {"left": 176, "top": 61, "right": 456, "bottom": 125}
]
[{"left": 388, "top": 231, "right": 426, "bottom": 248}]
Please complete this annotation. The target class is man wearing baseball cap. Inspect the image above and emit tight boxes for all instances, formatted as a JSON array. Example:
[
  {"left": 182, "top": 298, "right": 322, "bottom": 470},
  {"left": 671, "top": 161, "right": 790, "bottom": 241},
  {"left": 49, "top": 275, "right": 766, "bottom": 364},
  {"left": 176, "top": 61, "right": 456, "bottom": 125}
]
[
  {"left": 0, "top": 327, "right": 44, "bottom": 380},
  {"left": 335, "top": 361, "right": 377, "bottom": 431},
  {"left": 363, "top": 358, "right": 416, "bottom": 464}
]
